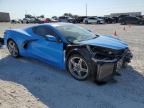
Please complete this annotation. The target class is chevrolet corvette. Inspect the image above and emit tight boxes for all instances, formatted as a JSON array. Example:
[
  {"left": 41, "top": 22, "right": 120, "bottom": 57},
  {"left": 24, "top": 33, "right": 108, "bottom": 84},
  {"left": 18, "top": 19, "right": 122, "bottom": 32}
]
[{"left": 4, "top": 23, "right": 132, "bottom": 82}]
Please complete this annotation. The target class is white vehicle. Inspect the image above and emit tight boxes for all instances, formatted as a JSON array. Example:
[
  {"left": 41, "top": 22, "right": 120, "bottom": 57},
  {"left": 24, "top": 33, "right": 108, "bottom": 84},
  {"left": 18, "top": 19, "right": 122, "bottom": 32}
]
[
  {"left": 83, "top": 17, "right": 105, "bottom": 24},
  {"left": 22, "top": 18, "right": 31, "bottom": 24},
  {"left": 59, "top": 16, "right": 75, "bottom": 23}
]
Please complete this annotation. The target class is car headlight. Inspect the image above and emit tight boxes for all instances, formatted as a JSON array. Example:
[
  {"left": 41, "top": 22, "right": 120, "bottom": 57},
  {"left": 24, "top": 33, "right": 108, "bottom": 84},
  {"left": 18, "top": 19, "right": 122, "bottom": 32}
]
[{"left": 86, "top": 45, "right": 115, "bottom": 57}]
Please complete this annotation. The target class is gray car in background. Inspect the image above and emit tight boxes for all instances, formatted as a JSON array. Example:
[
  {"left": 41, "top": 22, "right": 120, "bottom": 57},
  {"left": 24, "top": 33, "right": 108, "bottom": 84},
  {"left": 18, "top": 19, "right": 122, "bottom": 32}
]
[{"left": 83, "top": 17, "right": 105, "bottom": 24}]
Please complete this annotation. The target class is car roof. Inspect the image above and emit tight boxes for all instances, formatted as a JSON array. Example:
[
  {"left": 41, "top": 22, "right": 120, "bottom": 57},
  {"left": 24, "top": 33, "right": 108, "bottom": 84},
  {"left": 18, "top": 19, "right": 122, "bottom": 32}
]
[
  {"left": 21, "top": 23, "right": 74, "bottom": 31},
  {"left": 43, "top": 22, "right": 74, "bottom": 27}
]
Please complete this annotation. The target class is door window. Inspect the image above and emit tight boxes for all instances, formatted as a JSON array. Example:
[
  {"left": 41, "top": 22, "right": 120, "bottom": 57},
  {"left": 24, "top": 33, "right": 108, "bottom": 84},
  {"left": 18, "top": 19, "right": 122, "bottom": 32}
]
[
  {"left": 89, "top": 17, "right": 95, "bottom": 20},
  {"left": 32, "top": 26, "right": 57, "bottom": 37}
]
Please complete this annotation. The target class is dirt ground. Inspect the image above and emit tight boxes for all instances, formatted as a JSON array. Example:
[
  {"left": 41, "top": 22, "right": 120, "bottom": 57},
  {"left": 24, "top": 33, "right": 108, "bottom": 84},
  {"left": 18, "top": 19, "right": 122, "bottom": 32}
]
[{"left": 0, "top": 23, "right": 144, "bottom": 108}]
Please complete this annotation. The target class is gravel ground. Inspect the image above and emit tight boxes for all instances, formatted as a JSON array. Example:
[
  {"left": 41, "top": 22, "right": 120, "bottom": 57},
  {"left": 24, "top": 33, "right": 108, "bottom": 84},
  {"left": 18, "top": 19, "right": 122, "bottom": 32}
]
[{"left": 0, "top": 23, "right": 144, "bottom": 108}]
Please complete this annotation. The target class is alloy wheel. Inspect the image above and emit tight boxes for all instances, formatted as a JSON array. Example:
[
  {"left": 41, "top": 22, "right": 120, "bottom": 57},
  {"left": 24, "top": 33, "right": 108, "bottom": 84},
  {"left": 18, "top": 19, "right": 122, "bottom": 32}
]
[
  {"left": 8, "top": 40, "right": 19, "bottom": 57},
  {"left": 68, "top": 56, "right": 89, "bottom": 80}
]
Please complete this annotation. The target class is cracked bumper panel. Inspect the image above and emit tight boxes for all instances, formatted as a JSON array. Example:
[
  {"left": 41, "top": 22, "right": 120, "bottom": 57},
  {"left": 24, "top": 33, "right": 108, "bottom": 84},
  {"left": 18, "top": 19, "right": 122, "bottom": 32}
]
[
  {"left": 91, "top": 49, "right": 133, "bottom": 81},
  {"left": 92, "top": 58, "right": 117, "bottom": 81}
]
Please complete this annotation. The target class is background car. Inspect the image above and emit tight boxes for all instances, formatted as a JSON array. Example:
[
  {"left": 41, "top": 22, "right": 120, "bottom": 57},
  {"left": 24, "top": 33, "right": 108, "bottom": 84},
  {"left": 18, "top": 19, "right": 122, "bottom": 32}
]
[
  {"left": 4, "top": 23, "right": 132, "bottom": 82},
  {"left": 111, "top": 17, "right": 119, "bottom": 23},
  {"left": 10, "top": 19, "right": 18, "bottom": 24},
  {"left": 104, "top": 17, "right": 113, "bottom": 24},
  {"left": 41, "top": 18, "right": 58, "bottom": 23},
  {"left": 83, "top": 17, "right": 105, "bottom": 24},
  {"left": 75, "top": 16, "right": 87, "bottom": 23},
  {"left": 67, "top": 17, "right": 76, "bottom": 23},
  {"left": 22, "top": 18, "right": 31, "bottom": 24},
  {"left": 119, "top": 16, "right": 144, "bottom": 25},
  {"left": 59, "top": 16, "right": 76, "bottom": 23}
]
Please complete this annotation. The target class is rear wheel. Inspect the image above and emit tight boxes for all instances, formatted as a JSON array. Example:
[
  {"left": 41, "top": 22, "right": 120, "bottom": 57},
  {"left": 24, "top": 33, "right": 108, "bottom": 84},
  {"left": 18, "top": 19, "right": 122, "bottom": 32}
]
[
  {"left": 7, "top": 39, "right": 19, "bottom": 58},
  {"left": 97, "top": 21, "right": 100, "bottom": 24},
  {"left": 85, "top": 21, "right": 88, "bottom": 24},
  {"left": 67, "top": 54, "right": 90, "bottom": 81},
  {"left": 121, "top": 21, "right": 126, "bottom": 25},
  {"left": 139, "top": 21, "right": 143, "bottom": 25}
]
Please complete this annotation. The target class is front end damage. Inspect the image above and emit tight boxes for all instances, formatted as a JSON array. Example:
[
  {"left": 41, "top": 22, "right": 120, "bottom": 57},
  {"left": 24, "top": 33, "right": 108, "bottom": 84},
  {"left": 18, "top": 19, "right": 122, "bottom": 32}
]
[
  {"left": 66, "top": 42, "right": 132, "bottom": 82},
  {"left": 89, "top": 46, "right": 133, "bottom": 81}
]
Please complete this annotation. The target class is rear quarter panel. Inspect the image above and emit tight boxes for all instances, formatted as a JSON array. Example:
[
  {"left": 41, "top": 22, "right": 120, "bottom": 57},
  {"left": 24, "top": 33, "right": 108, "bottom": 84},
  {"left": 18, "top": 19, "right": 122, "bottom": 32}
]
[{"left": 4, "top": 29, "right": 33, "bottom": 56}]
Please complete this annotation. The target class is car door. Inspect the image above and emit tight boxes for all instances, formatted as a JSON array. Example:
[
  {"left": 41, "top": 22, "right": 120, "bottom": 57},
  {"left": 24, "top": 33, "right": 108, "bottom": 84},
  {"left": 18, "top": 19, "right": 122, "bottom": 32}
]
[
  {"left": 127, "top": 17, "right": 137, "bottom": 24},
  {"left": 28, "top": 26, "right": 65, "bottom": 68},
  {"left": 131, "top": 17, "right": 138, "bottom": 24},
  {"left": 124, "top": 17, "right": 130, "bottom": 24},
  {"left": 89, "top": 17, "right": 96, "bottom": 23}
]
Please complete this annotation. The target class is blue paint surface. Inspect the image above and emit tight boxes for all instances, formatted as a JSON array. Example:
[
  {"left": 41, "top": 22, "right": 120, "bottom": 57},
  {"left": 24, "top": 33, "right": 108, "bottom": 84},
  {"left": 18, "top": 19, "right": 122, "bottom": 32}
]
[{"left": 4, "top": 23, "right": 128, "bottom": 69}]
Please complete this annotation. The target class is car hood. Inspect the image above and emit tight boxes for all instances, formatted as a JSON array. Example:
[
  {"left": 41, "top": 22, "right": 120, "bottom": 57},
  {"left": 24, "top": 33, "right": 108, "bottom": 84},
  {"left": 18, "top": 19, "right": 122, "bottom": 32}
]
[{"left": 77, "top": 35, "right": 128, "bottom": 50}]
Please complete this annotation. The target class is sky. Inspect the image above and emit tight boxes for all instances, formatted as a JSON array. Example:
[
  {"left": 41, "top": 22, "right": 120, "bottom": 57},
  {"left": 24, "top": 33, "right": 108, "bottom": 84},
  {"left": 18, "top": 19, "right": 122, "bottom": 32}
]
[{"left": 0, "top": 0, "right": 144, "bottom": 19}]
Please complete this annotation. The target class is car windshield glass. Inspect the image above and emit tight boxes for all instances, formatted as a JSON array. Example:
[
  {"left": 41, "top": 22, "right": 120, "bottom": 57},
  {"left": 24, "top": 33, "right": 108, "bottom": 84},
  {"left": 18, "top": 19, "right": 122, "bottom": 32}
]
[{"left": 56, "top": 25, "right": 98, "bottom": 43}]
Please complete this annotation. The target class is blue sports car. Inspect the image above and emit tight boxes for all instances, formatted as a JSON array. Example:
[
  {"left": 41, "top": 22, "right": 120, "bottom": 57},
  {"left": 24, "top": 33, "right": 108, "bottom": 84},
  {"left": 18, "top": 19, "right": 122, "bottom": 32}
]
[{"left": 4, "top": 23, "right": 132, "bottom": 82}]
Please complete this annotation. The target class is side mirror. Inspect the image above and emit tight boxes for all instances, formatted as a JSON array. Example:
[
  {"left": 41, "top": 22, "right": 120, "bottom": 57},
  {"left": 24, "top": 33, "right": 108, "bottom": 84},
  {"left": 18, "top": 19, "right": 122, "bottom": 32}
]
[{"left": 46, "top": 35, "right": 57, "bottom": 42}]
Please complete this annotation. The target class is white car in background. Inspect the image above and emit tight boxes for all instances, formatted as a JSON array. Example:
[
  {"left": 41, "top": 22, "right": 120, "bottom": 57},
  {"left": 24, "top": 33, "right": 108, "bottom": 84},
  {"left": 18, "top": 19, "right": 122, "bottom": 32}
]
[{"left": 83, "top": 17, "right": 105, "bottom": 24}]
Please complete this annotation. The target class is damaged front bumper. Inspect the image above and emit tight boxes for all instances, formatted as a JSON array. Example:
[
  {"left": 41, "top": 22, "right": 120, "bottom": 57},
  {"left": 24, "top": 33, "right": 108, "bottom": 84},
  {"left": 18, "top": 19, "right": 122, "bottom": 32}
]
[
  {"left": 92, "top": 58, "right": 117, "bottom": 81},
  {"left": 91, "top": 49, "right": 133, "bottom": 81}
]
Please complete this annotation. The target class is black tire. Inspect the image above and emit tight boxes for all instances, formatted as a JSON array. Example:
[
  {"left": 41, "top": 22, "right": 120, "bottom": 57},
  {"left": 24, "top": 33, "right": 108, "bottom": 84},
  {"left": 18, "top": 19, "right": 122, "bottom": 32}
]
[
  {"left": 85, "top": 21, "right": 88, "bottom": 24},
  {"left": 139, "top": 21, "right": 143, "bottom": 25},
  {"left": 67, "top": 54, "right": 91, "bottom": 81},
  {"left": 121, "top": 21, "right": 126, "bottom": 25},
  {"left": 7, "top": 39, "right": 19, "bottom": 58},
  {"left": 97, "top": 21, "right": 100, "bottom": 24}
]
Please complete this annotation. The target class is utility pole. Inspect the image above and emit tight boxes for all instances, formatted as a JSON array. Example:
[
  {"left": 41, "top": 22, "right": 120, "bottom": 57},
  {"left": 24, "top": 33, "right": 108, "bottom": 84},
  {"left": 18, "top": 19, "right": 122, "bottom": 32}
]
[{"left": 86, "top": 3, "right": 87, "bottom": 17}]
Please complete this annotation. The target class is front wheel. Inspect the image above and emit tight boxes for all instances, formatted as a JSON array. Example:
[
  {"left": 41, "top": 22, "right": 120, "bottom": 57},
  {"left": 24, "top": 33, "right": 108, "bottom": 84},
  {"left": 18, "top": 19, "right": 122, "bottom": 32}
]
[
  {"left": 97, "top": 21, "right": 100, "bottom": 24},
  {"left": 7, "top": 39, "right": 19, "bottom": 58},
  {"left": 67, "top": 54, "right": 90, "bottom": 81},
  {"left": 121, "top": 21, "right": 126, "bottom": 25}
]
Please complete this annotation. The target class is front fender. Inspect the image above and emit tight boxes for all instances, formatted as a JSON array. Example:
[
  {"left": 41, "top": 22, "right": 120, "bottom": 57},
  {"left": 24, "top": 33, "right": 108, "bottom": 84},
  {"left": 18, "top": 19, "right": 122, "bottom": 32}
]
[
  {"left": 66, "top": 46, "right": 96, "bottom": 79},
  {"left": 66, "top": 46, "right": 92, "bottom": 62}
]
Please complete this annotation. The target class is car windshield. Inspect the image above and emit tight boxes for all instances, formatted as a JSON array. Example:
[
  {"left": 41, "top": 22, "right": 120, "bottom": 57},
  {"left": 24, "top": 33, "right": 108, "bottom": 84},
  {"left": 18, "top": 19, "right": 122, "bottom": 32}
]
[{"left": 55, "top": 25, "right": 98, "bottom": 43}]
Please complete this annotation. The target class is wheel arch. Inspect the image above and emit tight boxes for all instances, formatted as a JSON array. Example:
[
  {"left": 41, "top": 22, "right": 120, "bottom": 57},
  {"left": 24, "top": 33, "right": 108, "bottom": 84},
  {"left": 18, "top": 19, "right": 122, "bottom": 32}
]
[
  {"left": 65, "top": 46, "right": 95, "bottom": 80},
  {"left": 7, "top": 38, "right": 15, "bottom": 45},
  {"left": 65, "top": 46, "right": 93, "bottom": 68},
  {"left": 66, "top": 47, "right": 91, "bottom": 61},
  {"left": 4, "top": 30, "right": 20, "bottom": 46}
]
